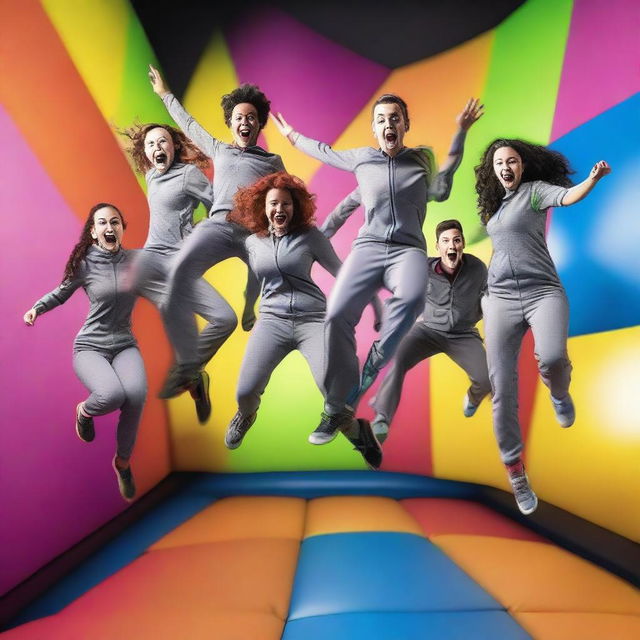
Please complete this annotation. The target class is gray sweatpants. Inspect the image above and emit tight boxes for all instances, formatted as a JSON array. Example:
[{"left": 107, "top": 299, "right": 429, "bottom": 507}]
[
  {"left": 324, "top": 243, "right": 428, "bottom": 414},
  {"left": 165, "top": 216, "right": 260, "bottom": 368},
  {"left": 133, "top": 249, "right": 236, "bottom": 368},
  {"left": 482, "top": 290, "right": 572, "bottom": 464},
  {"left": 373, "top": 324, "right": 491, "bottom": 423},
  {"left": 236, "top": 314, "right": 325, "bottom": 416},
  {"left": 73, "top": 347, "right": 147, "bottom": 460}
]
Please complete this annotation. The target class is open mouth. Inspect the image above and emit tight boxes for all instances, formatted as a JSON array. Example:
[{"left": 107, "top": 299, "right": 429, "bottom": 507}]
[
  {"left": 446, "top": 251, "right": 459, "bottom": 264},
  {"left": 384, "top": 131, "right": 397, "bottom": 144},
  {"left": 239, "top": 128, "right": 252, "bottom": 140},
  {"left": 104, "top": 233, "right": 117, "bottom": 244},
  {"left": 274, "top": 214, "right": 287, "bottom": 225},
  {"left": 154, "top": 152, "right": 167, "bottom": 166},
  {"left": 501, "top": 171, "right": 514, "bottom": 185}
]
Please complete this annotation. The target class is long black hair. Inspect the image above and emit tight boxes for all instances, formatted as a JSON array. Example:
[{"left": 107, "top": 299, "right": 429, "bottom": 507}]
[
  {"left": 475, "top": 139, "right": 574, "bottom": 224},
  {"left": 62, "top": 203, "right": 126, "bottom": 282}
]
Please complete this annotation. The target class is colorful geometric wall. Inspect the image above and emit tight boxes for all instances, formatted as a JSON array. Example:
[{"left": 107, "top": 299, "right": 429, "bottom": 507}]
[{"left": 1, "top": 0, "right": 638, "bottom": 598}]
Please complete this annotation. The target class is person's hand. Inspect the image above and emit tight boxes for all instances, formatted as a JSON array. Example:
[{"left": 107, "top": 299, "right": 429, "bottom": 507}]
[
  {"left": 456, "top": 98, "right": 484, "bottom": 131},
  {"left": 590, "top": 160, "right": 611, "bottom": 181},
  {"left": 24, "top": 308, "right": 37, "bottom": 325},
  {"left": 148, "top": 64, "right": 169, "bottom": 98},
  {"left": 269, "top": 112, "right": 294, "bottom": 139}
]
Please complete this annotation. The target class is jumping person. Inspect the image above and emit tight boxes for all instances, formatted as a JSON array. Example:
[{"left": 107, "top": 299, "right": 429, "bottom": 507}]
[
  {"left": 370, "top": 219, "right": 491, "bottom": 444},
  {"left": 148, "top": 66, "right": 284, "bottom": 397},
  {"left": 124, "top": 122, "right": 223, "bottom": 423},
  {"left": 476, "top": 138, "right": 611, "bottom": 514},
  {"left": 23, "top": 204, "right": 146, "bottom": 501},
  {"left": 224, "top": 172, "right": 382, "bottom": 468},
  {"left": 271, "top": 95, "right": 483, "bottom": 443}
]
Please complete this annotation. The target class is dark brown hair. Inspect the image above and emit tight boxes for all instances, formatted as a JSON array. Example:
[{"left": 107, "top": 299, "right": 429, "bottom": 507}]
[{"left": 221, "top": 84, "right": 271, "bottom": 129}]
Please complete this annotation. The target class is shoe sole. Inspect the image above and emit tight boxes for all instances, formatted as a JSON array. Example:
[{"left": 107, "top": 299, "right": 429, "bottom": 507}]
[
  {"left": 194, "top": 371, "right": 211, "bottom": 424},
  {"left": 516, "top": 493, "right": 538, "bottom": 515},
  {"left": 75, "top": 403, "right": 95, "bottom": 443},
  {"left": 308, "top": 430, "right": 340, "bottom": 445},
  {"left": 356, "top": 418, "right": 383, "bottom": 470},
  {"left": 112, "top": 457, "right": 135, "bottom": 502}
]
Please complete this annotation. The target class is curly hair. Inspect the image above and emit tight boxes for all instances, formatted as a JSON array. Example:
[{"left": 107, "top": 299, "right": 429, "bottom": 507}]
[
  {"left": 221, "top": 84, "right": 271, "bottom": 129},
  {"left": 475, "top": 138, "right": 574, "bottom": 224},
  {"left": 63, "top": 203, "right": 126, "bottom": 282},
  {"left": 228, "top": 172, "right": 316, "bottom": 236},
  {"left": 121, "top": 123, "right": 209, "bottom": 174},
  {"left": 371, "top": 94, "right": 410, "bottom": 129}
]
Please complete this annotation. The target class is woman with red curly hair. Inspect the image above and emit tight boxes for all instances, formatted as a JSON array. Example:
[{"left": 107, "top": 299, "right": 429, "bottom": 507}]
[{"left": 224, "top": 173, "right": 382, "bottom": 468}]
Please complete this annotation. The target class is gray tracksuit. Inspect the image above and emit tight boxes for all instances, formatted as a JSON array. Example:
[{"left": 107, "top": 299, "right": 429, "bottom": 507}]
[
  {"left": 292, "top": 133, "right": 465, "bottom": 413},
  {"left": 373, "top": 254, "right": 491, "bottom": 425},
  {"left": 236, "top": 227, "right": 341, "bottom": 416},
  {"left": 161, "top": 93, "right": 285, "bottom": 368},
  {"left": 32, "top": 246, "right": 146, "bottom": 459},
  {"left": 133, "top": 162, "right": 235, "bottom": 367},
  {"left": 482, "top": 180, "right": 572, "bottom": 464}
]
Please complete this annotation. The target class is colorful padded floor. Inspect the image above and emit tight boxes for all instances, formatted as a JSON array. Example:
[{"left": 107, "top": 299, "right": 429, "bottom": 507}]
[{"left": 3, "top": 473, "right": 639, "bottom": 640}]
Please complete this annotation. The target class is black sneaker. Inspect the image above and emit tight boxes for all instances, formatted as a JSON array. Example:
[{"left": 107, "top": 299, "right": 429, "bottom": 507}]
[
  {"left": 75, "top": 403, "right": 95, "bottom": 443},
  {"left": 189, "top": 370, "right": 211, "bottom": 424},
  {"left": 308, "top": 410, "right": 354, "bottom": 445},
  {"left": 112, "top": 457, "right": 136, "bottom": 502},
  {"left": 159, "top": 364, "right": 198, "bottom": 399},
  {"left": 224, "top": 411, "right": 257, "bottom": 449},
  {"left": 345, "top": 418, "right": 383, "bottom": 470}
]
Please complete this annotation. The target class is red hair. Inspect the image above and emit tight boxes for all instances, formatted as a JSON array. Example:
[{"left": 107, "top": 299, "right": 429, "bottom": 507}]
[{"left": 228, "top": 172, "right": 316, "bottom": 236}]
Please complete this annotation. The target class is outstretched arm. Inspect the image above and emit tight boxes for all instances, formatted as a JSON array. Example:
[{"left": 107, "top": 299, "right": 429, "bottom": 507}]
[
  {"left": 148, "top": 65, "right": 217, "bottom": 157},
  {"left": 561, "top": 161, "right": 611, "bottom": 206},
  {"left": 23, "top": 276, "right": 84, "bottom": 326},
  {"left": 429, "top": 98, "right": 484, "bottom": 202},
  {"left": 320, "top": 189, "right": 361, "bottom": 239}
]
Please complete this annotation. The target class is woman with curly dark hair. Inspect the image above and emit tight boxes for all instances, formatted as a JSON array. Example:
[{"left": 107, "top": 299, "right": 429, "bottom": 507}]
[
  {"left": 148, "top": 66, "right": 284, "bottom": 399},
  {"left": 123, "top": 122, "right": 225, "bottom": 424},
  {"left": 23, "top": 204, "right": 146, "bottom": 501},
  {"left": 223, "top": 172, "right": 382, "bottom": 468},
  {"left": 475, "top": 138, "right": 610, "bottom": 515}
]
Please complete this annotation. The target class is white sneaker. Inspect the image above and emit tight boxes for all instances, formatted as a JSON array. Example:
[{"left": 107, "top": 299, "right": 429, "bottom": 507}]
[
  {"left": 507, "top": 465, "right": 538, "bottom": 515},
  {"left": 371, "top": 416, "right": 389, "bottom": 444}
]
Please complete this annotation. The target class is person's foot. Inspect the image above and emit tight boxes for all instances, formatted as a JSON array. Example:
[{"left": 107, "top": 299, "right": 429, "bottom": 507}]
[
  {"left": 224, "top": 411, "right": 257, "bottom": 449},
  {"left": 159, "top": 364, "right": 198, "bottom": 399},
  {"left": 463, "top": 393, "right": 479, "bottom": 418},
  {"left": 189, "top": 370, "right": 211, "bottom": 424},
  {"left": 551, "top": 393, "right": 575, "bottom": 428},
  {"left": 112, "top": 457, "right": 136, "bottom": 502},
  {"left": 371, "top": 415, "right": 389, "bottom": 444},
  {"left": 308, "top": 409, "right": 354, "bottom": 445},
  {"left": 506, "top": 461, "right": 538, "bottom": 515},
  {"left": 75, "top": 403, "right": 95, "bottom": 443},
  {"left": 344, "top": 418, "right": 383, "bottom": 469},
  {"left": 241, "top": 308, "right": 256, "bottom": 332}
]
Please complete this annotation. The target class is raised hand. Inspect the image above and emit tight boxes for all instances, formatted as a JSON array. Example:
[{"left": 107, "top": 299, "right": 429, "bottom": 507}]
[
  {"left": 590, "top": 160, "right": 611, "bottom": 181},
  {"left": 269, "top": 112, "right": 294, "bottom": 139},
  {"left": 456, "top": 98, "right": 484, "bottom": 131},
  {"left": 148, "top": 64, "right": 169, "bottom": 98},
  {"left": 23, "top": 308, "right": 37, "bottom": 326}
]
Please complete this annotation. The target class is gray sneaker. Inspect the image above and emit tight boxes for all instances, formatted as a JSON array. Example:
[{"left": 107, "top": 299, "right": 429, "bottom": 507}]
[
  {"left": 225, "top": 411, "right": 257, "bottom": 449},
  {"left": 308, "top": 410, "right": 354, "bottom": 445},
  {"left": 112, "top": 457, "right": 136, "bottom": 502},
  {"left": 371, "top": 415, "right": 389, "bottom": 444},
  {"left": 551, "top": 394, "right": 575, "bottom": 428},
  {"left": 508, "top": 466, "right": 538, "bottom": 515},
  {"left": 76, "top": 403, "right": 95, "bottom": 443}
]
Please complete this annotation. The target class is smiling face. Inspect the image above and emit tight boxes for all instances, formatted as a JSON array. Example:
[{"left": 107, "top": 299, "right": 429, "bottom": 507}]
[
  {"left": 493, "top": 146, "right": 524, "bottom": 191},
  {"left": 230, "top": 103, "right": 260, "bottom": 148},
  {"left": 144, "top": 127, "right": 176, "bottom": 174},
  {"left": 436, "top": 227, "right": 465, "bottom": 274},
  {"left": 265, "top": 188, "right": 294, "bottom": 236},
  {"left": 372, "top": 102, "right": 407, "bottom": 157},
  {"left": 91, "top": 206, "right": 124, "bottom": 252}
]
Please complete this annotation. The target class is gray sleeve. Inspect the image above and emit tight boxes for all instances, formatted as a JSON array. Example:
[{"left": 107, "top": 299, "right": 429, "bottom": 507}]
[
  {"left": 32, "top": 273, "right": 84, "bottom": 315},
  {"left": 162, "top": 93, "right": 218, "bottom": 157},
  {"left": 320, "top": 188, "right": 361, "bottom": 238},
  {"left": 309, "top": 227, "right": 342, "bottom": 277},
  {"left": 183, "top": 164, "right": 214, "bottom": 211},
  {"left": 530, "top": 181, "right": 569, "bottom": 211},
  {"left": 427, "top": 130, "right": 467, "bottom": 202},
  {"left": 293, "top": 133, "right": 362, "bottom": 172}
]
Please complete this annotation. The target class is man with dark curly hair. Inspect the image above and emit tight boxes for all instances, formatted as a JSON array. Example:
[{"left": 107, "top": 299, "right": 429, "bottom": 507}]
[{"left": 148, "top": 65, "right": 285, "bottom": 398}]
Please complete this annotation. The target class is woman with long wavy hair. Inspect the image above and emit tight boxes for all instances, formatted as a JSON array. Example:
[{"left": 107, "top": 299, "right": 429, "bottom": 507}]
[
  {"left": 23, "top": 204, "right": 146, "bottom": 501},
  {"left": 475, "top": 138, "right": 610, "bottom": 515}
]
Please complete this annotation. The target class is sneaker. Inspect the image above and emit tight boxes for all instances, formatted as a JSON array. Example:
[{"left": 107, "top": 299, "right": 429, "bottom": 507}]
[
  {"left": 308, "top": 410, "right": 354, "bottom": 445},
  {"left": 159, "top": 364, "right": 198, "bottom": 399},
  {"left": 75, "top": 403, "right": 95, "bottom": 443},
  {"left": 189, "top": 370, "right": 211, "bottom": 424},
  {"left": 112, "top": 457, "right": 136, "bottom": 502},
  {"left": 551, "top": 394, "right": 575, "bottom": 428},
  {"left": 507, "top": 463, "right": 538, "bottom": 515},
  {"left": 371, "top": 415, "right": 389, "bottom": 444},
  {"left": 344, "top": 419, "right": 383, "bottom": 470},
  {"left": 463, "top": 393, "right": 479, "bottom": 418},
  {"left": 224, "top": 411, "right": 257, "bottom": 449}
]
